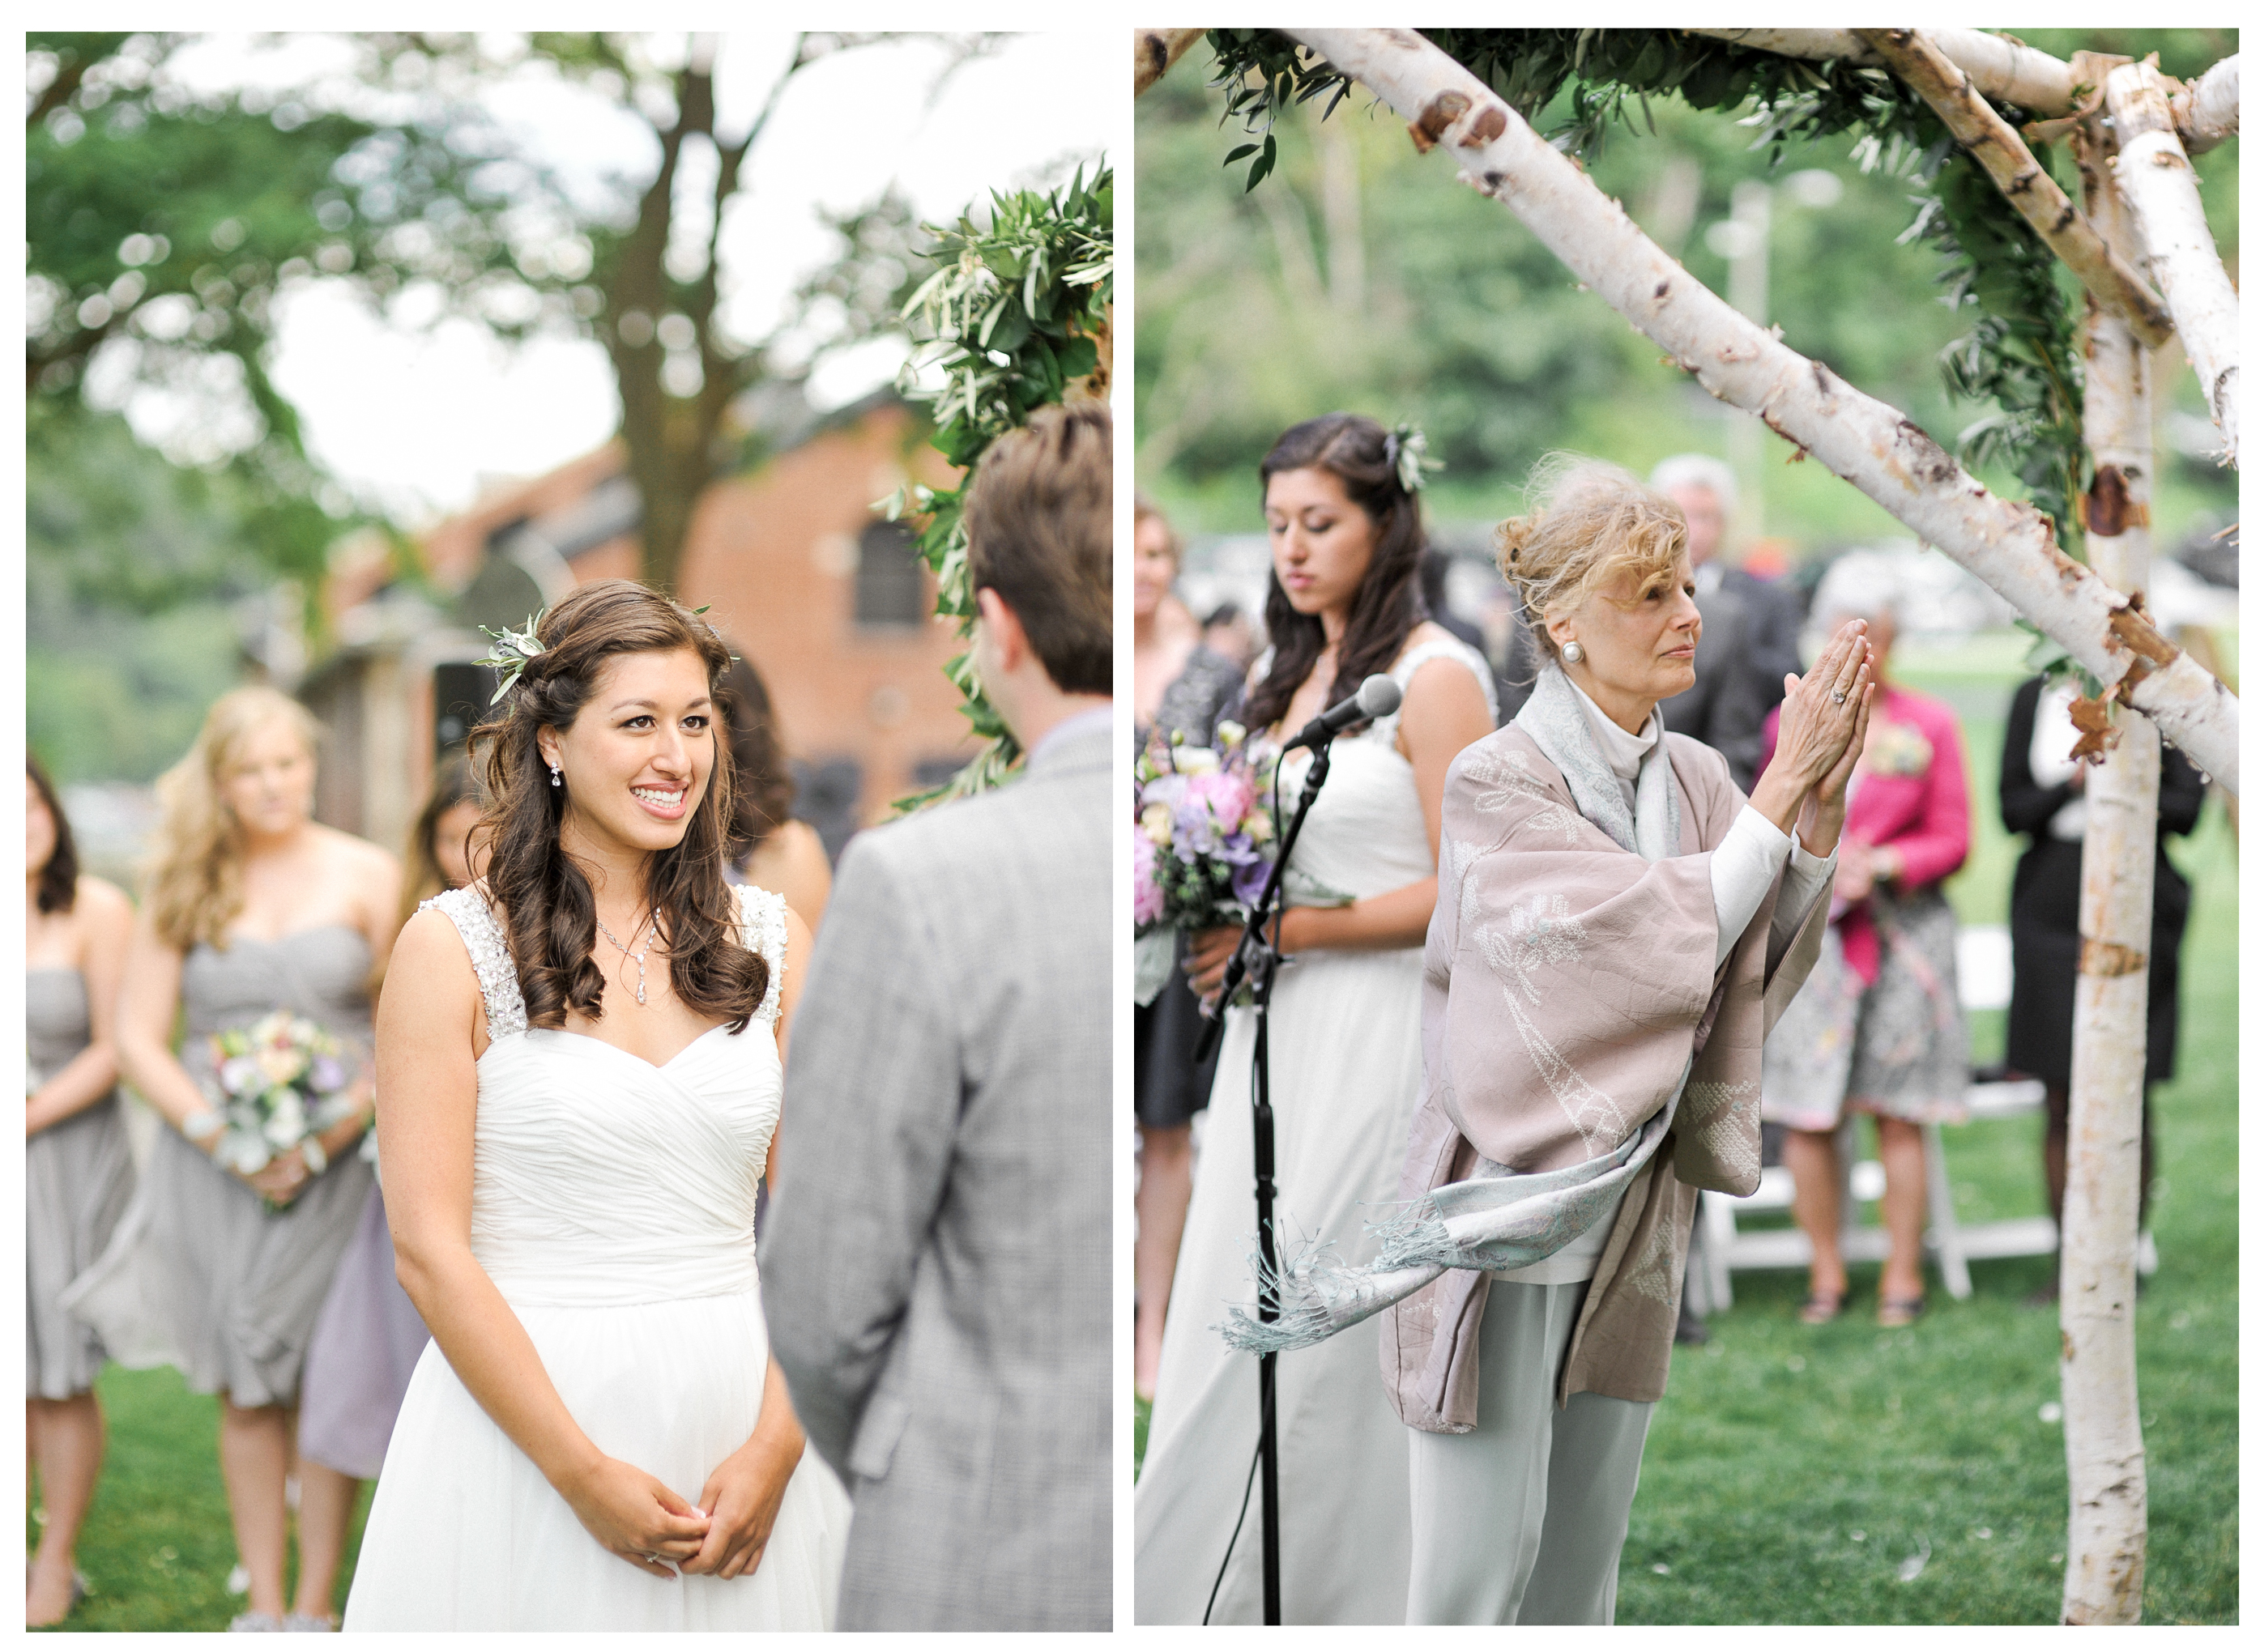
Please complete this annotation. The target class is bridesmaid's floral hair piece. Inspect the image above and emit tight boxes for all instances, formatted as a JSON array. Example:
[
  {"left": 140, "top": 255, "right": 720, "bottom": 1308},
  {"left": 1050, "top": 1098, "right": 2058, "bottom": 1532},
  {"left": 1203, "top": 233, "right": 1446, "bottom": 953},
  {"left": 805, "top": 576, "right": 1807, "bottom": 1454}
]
[
  {"left": 473, "top": 612, "right": 548, "bottom": 704},
  {"left": 1384, "top": 422, "right": 1442, "bottom": 496}
]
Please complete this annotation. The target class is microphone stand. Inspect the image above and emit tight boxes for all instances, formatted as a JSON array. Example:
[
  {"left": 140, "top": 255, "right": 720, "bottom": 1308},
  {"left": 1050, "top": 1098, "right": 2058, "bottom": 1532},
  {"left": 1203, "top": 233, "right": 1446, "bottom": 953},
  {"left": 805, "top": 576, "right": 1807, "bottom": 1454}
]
[{"left": 1193, "top": 731, "right": 1341, "bottom": 1627}]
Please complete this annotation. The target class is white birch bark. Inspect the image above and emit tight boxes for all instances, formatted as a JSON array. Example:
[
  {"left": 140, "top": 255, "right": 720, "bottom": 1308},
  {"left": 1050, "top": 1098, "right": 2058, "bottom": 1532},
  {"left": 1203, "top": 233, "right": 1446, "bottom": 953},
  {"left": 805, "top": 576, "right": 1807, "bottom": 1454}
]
[
  {"left": 2170, "top": 53, "right": 2239, "bottom": 152},
  {"left": 1682, "top": 26, "right": 2080, "bottom": 114},
  {"left": 2104, "top": 62, "right": 2240, "bottom": 466},
  {"left": 1134, "top": 28, "right": 1208, "bottom": 96},
  {"left": 2057, "top": 130, "right": 2156, "bottom": 1626},
  {"left": 1284, "top": 28, "right": 2239, "bottom": 794},
  {"left": 1855, "top": 30, "right": 2171, "bottom": 348}
]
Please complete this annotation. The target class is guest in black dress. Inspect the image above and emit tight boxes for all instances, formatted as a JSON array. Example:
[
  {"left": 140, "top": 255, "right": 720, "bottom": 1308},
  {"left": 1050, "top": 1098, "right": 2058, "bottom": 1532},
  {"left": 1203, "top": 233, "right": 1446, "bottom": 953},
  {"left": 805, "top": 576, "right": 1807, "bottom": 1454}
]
[
  {"left": 1133, "top": 496, "right": 1243, "bottom": 1402},
  {"left": 2000, "top": 673, "right": 2204, "bottom": 1299}
]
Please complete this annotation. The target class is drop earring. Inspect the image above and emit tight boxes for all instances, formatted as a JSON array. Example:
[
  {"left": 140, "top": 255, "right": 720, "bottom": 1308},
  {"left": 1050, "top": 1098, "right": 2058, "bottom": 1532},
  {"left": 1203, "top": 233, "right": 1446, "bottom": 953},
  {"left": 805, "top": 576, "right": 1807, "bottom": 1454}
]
[
  {"left": 1562, "top": 640, "right": 1585, "bottom": 665},
  {"left": 549, "top": 762, "right": 562, "bottom": 789}
]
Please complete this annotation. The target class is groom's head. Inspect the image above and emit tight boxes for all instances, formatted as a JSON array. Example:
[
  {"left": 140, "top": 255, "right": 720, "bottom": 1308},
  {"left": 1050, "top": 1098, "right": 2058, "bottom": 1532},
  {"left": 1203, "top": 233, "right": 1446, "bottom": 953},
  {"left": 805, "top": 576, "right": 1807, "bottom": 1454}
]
[{"left": 966, "top": 400, "right": 1112, "bottom": 747}]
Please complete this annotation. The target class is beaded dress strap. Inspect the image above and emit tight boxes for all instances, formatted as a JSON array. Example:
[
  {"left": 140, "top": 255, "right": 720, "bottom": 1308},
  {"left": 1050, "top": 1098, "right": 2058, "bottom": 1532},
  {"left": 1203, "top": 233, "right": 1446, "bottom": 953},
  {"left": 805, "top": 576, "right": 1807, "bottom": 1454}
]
[
  {"left": 735, "top": 884, "right": 789, "bottom": 1027},
  {"left": 424, "top": 887, "right": 528, "bottom": 1041}
]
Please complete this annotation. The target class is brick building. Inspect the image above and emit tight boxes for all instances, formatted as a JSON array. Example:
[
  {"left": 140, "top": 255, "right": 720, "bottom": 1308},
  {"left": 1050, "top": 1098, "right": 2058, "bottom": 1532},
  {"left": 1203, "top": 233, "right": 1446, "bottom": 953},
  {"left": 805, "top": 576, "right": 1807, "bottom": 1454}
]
[{"left": 305, "top": 390, "right": 973, "bottom": 861}]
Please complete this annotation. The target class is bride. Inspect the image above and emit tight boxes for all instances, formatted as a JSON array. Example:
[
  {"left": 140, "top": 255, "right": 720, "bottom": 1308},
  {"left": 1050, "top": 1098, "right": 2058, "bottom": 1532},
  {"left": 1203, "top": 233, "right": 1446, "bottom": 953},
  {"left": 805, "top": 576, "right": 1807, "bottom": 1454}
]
[{"left": 343, "top": 581, "right": 847, "bottom": 1630}]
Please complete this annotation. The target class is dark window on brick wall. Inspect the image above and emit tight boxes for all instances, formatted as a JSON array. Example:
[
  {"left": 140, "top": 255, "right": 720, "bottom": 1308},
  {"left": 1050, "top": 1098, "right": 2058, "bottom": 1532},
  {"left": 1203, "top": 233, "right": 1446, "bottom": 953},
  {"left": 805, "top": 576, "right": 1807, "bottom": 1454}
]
[{"left": 854, "top": 520, "right": 926, "bottom": 629}]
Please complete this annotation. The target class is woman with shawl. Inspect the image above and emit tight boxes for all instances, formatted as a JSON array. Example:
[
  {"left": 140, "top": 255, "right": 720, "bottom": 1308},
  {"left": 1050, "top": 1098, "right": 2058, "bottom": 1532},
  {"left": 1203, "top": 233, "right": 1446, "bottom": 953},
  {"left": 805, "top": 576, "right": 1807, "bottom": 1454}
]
[{"left": 1224, "top": 459, "right": 1872, "bottom": 1624}]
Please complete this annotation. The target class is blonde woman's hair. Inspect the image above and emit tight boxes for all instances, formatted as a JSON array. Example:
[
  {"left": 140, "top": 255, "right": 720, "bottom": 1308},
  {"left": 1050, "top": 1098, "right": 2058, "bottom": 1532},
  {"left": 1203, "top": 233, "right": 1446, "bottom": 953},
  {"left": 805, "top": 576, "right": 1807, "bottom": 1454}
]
[
  {"left": 146, "top": 684, "right": 322, "bottom": 951},
  {"left": 1494, "top": 455, "right": 1688, "bottom": 662},
  {"left": 1134, "top": 492, "right": 1182, "bottom": 568}
]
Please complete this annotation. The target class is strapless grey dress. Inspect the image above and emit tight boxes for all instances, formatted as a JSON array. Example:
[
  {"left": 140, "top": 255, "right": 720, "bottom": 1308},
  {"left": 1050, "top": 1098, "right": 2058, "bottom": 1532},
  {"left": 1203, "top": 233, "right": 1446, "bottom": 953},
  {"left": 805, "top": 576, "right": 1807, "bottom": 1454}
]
[
  {"left": 134, "top": 926, "right": 378, "bottom": 1408},
  {"left": 28, "top": 969, "right": 136, "bottom": 1399}
]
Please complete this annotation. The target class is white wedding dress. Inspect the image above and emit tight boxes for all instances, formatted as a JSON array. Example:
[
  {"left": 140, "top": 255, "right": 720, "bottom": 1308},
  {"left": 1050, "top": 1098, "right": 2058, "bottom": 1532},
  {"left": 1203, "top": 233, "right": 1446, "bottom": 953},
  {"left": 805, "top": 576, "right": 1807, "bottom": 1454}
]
[
  {"left": 343, "top": 885, "right": 849, "bottom": 1631},
  {"left": 1136, "top": 636, "right": 1495, "bottom": 1624}
]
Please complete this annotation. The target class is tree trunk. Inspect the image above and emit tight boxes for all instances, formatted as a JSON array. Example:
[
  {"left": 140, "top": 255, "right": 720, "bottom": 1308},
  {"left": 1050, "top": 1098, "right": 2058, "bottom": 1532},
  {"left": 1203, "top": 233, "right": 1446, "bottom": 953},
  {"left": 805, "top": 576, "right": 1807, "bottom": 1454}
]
[
  {"left": 2104, "top": 62, "right": 2241, "bottom": 467},
  {"left": 1854, "top": 29, "right": 2171, "bottom": 348},
  {"left": 2057, "top": 127, "right": 2157, "bottom": 1626},
  {"left": 1682, "top": 26, "right": 2081, "bottom": 114},
  {"left": 1282, "top": 28, "right": 2240, "bottom": 794},
  {"left": 1135, "top": 28, "right": 1208, "bottom": 96},
  {"left": 2171, "top": 53, "right": 2239, "bottom": 152}
]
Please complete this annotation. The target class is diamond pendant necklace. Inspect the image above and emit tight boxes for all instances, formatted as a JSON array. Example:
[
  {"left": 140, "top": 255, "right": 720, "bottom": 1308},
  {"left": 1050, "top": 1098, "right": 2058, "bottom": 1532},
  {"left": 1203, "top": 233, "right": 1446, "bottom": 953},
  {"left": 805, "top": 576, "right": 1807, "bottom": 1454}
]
[{"left": 595, "top": 913, "right": 655, "bottom": 1006}]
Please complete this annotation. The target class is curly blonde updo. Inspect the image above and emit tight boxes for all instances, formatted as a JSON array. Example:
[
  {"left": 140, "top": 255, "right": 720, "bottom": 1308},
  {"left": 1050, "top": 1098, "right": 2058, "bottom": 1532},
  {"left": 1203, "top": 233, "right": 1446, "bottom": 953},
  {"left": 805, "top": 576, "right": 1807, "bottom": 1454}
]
[{"left": 1495, "top": 455, "right": 1689, "bottom": 662}]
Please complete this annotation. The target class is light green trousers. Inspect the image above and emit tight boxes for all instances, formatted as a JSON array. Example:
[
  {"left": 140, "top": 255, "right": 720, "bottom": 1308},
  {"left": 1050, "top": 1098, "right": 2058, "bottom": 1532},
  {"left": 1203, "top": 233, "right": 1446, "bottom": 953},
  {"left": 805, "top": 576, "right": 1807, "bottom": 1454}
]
[{"left": 1405, "top": 1277, "right": 1654, "bottom": 1624}]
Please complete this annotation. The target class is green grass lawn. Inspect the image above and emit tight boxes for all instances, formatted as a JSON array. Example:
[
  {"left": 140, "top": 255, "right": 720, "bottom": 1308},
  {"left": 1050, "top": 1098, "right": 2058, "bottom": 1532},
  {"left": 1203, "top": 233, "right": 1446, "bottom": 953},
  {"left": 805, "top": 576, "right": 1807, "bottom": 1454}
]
[
  {"left": 1618, "top": 797, "right": 2237, "bottom": 1624},
  {"left": 28, "top": 1369, "right": 376, "bottom": 1630},
  {"left": 1132, "top": 637, "right": 2237, "bottom": 1623}
]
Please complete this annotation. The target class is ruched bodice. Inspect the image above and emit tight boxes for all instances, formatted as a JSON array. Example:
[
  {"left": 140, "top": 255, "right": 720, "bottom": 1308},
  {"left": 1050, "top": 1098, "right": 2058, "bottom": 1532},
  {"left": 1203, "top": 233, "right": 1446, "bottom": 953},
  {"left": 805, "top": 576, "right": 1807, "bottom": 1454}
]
[
  {"left": 179, "top": 925, "right": 375, "bottom": 1045},
  {"left": 470, "top": 1025, "right": 777, "bottom": 1306},
  {"left": 428, "top": 884, "right": 787, "bottom": 1309}
]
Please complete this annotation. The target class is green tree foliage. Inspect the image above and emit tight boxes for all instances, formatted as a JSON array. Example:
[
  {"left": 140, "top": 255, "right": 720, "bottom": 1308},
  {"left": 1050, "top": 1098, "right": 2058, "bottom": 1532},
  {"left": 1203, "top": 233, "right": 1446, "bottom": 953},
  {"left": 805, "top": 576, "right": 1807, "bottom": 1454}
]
[
  {"left": 27, "top": 403, "right": 275, "bottom": 783},
  {"left": 1138, "top": 30, "right": 2236, "bottom": 548},
  {"left": 27, "top": 32, "right": 984, "bottom": 599},
  {"left": 889, "top": 165, "right": 1113, "bottom": 805}
]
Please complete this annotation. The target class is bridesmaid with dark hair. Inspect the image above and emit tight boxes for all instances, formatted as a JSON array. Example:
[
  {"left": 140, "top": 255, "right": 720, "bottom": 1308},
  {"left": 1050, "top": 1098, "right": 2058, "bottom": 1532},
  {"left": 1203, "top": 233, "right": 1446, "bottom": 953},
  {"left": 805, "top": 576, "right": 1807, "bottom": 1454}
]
[
  {"left": 25, "top": 760, "right": 137, "bottom": 1627},
  {"left": 717, "top": 651, "right": 832, "bottom": 932}
]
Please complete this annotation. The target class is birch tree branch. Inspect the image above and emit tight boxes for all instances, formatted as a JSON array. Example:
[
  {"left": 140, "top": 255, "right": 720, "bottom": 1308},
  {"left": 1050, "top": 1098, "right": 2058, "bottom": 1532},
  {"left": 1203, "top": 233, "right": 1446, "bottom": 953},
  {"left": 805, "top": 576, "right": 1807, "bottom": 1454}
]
[
  {"left": 1284, "top": 28, "right": 2238, "bottom": 794},
  {"left": 1135, "top": 28, "right": 1208, "bottom": 96},
  {"left": 2170, "top": 53, "right": 2238, "bottom": 152},
  {"left": 1682, "top": 26, "right": 2081, "bottom": 113},
  {"left": 1855, "top": 29, "right": 2173, "bottom": 350},
  {"left": 2104, "top": 61, "right": 2241, "bottom": 467},
  {"left": 2057, "top": 130, "right": 2155, "bottom": 1625}
]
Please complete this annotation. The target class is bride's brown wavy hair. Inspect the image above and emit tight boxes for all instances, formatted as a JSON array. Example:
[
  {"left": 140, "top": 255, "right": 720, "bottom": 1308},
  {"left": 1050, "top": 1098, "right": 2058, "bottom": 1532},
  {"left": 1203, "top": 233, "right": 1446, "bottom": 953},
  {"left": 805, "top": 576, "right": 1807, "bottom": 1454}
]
[{"left": 466, "top": 579, "right": 765, "bottom": 1034}]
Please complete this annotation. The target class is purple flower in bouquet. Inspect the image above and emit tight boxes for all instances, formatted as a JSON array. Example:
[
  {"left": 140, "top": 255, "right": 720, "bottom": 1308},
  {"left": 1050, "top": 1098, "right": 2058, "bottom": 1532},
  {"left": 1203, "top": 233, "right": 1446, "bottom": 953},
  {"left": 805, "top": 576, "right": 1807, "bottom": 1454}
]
[{"left": 1133, "top": 722, "right": 1281, "bottom": 938}]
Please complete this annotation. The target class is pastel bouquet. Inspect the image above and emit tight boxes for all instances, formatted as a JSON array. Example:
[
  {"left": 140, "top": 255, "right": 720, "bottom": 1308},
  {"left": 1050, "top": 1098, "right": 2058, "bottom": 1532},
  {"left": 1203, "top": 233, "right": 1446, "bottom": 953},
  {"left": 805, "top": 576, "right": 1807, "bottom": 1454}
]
[
  {"left": 199, "top": 1011, "right": 361, "bottom": 1182},
  {"left": 1132, "top": 722, "right": 1278, "bottom": 1004}
]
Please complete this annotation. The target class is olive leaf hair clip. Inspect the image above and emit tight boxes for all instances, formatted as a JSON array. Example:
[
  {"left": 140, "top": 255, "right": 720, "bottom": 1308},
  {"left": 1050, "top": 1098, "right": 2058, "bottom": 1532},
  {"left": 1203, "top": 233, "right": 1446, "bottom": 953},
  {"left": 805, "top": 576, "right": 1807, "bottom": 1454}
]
[
  {"left": 473, "top": 612, "right": 548, "bottom": 704},
  {"left": 687, "top": 602, "right": 740, "bottom": 664},
  {"left": 1384, "top": 421, "right": 1443, "bottom": 496}
]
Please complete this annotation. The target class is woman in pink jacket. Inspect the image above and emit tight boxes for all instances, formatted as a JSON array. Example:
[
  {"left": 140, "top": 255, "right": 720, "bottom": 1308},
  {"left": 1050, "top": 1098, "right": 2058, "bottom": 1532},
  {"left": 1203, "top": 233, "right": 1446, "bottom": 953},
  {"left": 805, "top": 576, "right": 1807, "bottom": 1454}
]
[{"left": 1758, "top": 571, "right": 1970, "bottom": 1327}]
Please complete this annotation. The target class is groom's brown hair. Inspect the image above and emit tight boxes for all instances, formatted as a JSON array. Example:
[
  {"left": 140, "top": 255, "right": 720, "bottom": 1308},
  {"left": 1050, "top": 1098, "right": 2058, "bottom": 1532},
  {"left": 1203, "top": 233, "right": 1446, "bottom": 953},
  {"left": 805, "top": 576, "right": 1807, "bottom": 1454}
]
[{"left": 965, "top": 400, "right": 1112, "bottom": 696}]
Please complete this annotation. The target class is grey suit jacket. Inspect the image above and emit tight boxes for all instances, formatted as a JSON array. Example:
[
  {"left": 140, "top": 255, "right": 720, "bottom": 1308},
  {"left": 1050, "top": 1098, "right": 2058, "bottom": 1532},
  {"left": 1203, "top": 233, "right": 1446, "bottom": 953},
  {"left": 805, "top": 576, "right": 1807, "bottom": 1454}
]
[
  {"left": 765, "top": 721, "right": 1111, "bottom": 1631},
  {"left": 1658, "top": 585, "right": 1768, "bottom": 791}
]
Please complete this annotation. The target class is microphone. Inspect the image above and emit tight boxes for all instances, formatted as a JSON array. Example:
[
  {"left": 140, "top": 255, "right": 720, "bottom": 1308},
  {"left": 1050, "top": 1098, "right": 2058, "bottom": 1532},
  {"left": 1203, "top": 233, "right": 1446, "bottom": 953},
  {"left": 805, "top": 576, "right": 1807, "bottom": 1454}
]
[{"left": 1280, "top": 675, "right": 1403, "bottom": 753}]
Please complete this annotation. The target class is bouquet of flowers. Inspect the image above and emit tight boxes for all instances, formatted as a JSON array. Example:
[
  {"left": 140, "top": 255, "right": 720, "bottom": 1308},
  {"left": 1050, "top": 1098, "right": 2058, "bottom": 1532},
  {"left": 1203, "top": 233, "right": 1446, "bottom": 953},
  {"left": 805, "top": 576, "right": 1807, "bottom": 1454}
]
[
  {"left": 201, "top": 1011, "right": 360, "bottom": 1181},
  {"left": 1132, "top": 721, "right": 1278, "bottom": 1004}
]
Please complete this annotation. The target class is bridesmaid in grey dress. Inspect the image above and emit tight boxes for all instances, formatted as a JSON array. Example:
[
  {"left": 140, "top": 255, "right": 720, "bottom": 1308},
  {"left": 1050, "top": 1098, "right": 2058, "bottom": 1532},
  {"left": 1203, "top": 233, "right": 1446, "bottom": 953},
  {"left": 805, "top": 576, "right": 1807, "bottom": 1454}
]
[
  {"left": 112, "top": 687, "right": 402, "bottom": 1632},
  {"left": 25, "top": 761, "right": 137, "bottom": 1627}
]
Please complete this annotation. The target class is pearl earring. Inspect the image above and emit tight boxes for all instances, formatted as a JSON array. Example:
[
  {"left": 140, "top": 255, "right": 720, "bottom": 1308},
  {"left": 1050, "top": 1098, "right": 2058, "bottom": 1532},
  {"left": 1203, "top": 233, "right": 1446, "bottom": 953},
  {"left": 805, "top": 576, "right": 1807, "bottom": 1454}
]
[
  {"left": 549, "top": 763, "right": 562, "bottom": 789},
  {"left": 1562, "top": 640, "right": 1585, "bottom": 665}
]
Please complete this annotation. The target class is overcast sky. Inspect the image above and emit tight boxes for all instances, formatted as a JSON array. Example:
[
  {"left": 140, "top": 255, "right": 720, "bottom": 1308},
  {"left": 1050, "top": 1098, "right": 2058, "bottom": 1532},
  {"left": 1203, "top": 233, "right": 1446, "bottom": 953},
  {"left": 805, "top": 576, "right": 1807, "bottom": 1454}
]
[{"left": 143, "top": 30, "right": 1111, "bottom": 526}]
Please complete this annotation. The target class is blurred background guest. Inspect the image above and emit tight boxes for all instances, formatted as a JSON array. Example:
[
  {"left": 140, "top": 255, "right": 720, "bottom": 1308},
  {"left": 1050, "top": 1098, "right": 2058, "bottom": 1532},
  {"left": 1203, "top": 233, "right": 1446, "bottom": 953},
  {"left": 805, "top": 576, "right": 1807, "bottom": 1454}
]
[
  {"left": 26, "top": 761, "right": 138, "bottom": 1628},
  {"left": 298, "top": 762, "right": 471, "bottom": 1497},
  {"left": 107, "top": 687, "right": 400, "bottom": 1630},
  {"left": 1132, "top": 494, "right": 1244, "bottom": 1403},
  {"left": 2000, "top": 672, "right": 2205, "bottom": 1303},
  {"left": 395, "top": 752, "right": 480, "bottom": 924},
  {"left": 1199, "top": 599, "right": 1259, "bottom": 674},
  {"left": 1651, "top": 454, "right": 1806, "bottom": 718},
  {"left": 719, "top": 651, "right": 833, "bottom": 933},
  {"left": 1759, "top": 570, "right": 1971, "bottom": 1328}
]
